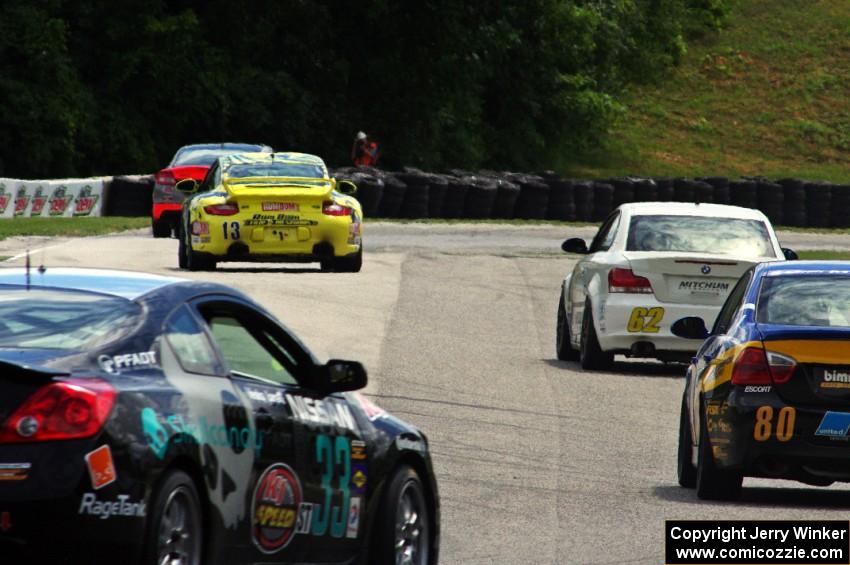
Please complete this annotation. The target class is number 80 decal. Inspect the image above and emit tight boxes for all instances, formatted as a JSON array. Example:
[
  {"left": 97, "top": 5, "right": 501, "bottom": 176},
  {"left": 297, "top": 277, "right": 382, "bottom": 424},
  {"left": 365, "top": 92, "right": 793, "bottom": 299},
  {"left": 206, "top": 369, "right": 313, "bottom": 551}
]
[{"left": 627, "top": 307, "right": 664, "bottom": 333}]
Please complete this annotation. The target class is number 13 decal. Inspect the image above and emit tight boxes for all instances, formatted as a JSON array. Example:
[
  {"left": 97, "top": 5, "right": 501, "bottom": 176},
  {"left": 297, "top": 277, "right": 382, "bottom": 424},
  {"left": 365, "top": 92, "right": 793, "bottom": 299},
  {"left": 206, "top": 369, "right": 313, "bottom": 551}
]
[
  {"left": 311, "top": 434, "right": 351, "bottom": 538},
  {"left": 222, "top": 221, "right": 240, "bottom": 240}
]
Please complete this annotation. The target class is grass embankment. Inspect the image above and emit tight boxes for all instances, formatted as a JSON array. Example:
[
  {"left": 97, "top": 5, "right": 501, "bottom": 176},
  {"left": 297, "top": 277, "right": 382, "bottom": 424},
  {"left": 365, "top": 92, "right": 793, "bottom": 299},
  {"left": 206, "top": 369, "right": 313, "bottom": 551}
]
[
  {"left": 568, "top": 0, "right": 850, "bottom": 183},
  {"left": 0, "top": 217, "right": 149, "bottom": 240}
]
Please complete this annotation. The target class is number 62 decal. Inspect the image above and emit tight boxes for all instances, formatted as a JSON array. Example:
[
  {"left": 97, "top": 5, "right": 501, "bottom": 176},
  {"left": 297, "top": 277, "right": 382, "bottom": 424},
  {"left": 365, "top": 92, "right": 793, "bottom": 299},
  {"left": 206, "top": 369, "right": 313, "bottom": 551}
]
[{"left": 627, "top": 307, "right": 664, "bottom": 333}]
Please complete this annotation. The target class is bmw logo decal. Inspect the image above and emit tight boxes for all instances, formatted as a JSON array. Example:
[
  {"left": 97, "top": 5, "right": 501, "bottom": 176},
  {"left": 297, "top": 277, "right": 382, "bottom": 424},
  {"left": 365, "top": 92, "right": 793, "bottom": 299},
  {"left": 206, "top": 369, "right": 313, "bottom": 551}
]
[{"left": 701, "top": 265, "right": 711, "bottom": 275}]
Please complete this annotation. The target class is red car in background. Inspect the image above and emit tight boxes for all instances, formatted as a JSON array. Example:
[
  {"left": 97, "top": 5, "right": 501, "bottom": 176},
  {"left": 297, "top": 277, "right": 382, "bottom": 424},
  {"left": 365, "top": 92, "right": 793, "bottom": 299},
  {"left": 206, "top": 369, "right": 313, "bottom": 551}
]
[{"left": 152, "top": 142, "right": 272, "bottom": 237}]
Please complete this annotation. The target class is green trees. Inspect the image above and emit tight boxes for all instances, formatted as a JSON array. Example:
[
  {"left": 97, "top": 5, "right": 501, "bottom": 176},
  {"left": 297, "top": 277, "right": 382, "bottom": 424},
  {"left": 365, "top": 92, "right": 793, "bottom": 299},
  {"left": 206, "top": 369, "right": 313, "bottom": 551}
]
[{"left": 0, "top": 0, "right": 730, "bottom": 178}]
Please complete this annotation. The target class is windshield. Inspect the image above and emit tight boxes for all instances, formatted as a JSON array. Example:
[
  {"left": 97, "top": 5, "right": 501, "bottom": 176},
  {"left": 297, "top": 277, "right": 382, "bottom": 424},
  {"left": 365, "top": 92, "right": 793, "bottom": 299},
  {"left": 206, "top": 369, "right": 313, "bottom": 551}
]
[
  {"left": 225, "top": 162, "right": 325, "bottom": 179},
  {"left": 0, "top": 288, "right": 141, "bottom": 349},
  {"left": 171, "top": 146, "right": 267, "bottom": 167},
  {"left": 626, "top": 214, "right": 775, "bottom": 257},
  {"left": 758, "top": 275, "right": 850, "bottom": 327}
]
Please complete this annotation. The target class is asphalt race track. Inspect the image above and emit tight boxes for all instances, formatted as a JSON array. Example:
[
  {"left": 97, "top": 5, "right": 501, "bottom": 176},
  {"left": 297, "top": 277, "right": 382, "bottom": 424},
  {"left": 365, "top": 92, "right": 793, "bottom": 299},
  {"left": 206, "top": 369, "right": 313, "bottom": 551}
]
[{"left": 5, "top": 222, "right": 850, "bottom": 564}]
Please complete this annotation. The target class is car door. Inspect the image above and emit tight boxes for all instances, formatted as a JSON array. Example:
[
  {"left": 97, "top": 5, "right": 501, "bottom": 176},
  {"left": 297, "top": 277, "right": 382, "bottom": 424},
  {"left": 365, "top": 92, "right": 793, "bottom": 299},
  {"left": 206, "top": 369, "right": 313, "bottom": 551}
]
[
  {"left": 568, "top": 211, "right": 622, "bottom": 341},
  {"left": 194, "top": 297, "right": 365, "bottom": 564}
]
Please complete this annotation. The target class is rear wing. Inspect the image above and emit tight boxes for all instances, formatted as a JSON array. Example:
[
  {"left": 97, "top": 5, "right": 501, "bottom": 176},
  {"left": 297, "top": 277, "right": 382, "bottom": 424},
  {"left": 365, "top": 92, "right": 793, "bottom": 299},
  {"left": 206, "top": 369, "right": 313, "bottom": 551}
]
[{"left": 223, "top": 176, "right": 333, "bottom": 189}]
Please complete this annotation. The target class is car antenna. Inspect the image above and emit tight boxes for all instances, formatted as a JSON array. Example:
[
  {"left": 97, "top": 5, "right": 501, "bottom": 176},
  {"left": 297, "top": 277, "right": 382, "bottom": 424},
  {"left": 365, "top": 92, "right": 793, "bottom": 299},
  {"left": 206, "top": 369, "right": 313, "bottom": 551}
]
[
  {"left": 39, "top": 247, "right": 46, "bottom": 274},
  {"left": 25, "top": 249, "right": 30, "bottom": 290}
]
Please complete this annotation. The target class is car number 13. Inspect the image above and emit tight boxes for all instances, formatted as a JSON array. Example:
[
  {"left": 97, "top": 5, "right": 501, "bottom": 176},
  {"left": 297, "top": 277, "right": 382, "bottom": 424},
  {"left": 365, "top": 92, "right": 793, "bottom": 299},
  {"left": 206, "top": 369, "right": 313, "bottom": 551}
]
[{"left": 222, "top": 221, "right": 240, "bottom": 240}]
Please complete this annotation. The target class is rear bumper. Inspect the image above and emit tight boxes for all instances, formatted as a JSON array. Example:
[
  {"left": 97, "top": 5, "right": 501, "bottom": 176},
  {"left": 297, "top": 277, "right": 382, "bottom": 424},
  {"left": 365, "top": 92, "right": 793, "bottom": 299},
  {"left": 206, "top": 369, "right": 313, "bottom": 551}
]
[
  {"left": 596, "top": 294, "right": 719, "bottom": 357},
  {"left": 152, "top": 202, "right": 182, "bottom": 221},
  {"left": 710, "top": 388, "right": 850, "bottom": 483}
]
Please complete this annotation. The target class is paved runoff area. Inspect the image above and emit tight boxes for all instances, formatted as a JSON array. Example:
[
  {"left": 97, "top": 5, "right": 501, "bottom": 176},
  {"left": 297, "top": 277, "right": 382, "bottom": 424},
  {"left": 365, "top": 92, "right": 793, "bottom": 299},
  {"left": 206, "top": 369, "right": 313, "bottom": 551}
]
[{"left": 5, "top": 222, "right": 850, "bottom": 564}]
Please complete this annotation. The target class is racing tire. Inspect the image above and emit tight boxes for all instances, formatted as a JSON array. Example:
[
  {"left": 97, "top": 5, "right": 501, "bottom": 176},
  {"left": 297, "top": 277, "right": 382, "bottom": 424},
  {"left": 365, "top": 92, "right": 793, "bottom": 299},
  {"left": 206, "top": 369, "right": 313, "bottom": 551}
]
[
  {"left": 182, "top": 223, "right": 216, "bottom": 271},
  {"left": 374, "top": 465, "right": 431, "bottom": 565},
  {"left": 677, "top": 398, "right": 697, "bottom": 488},
  {"left": 579, "top": 299, "right": 613, "bottom": 370},
  {"left": 321, "top": 248, "right": 363, "bottom": 273},
  {"left": 144, "top": 470, "right": 203, "bottom": 565},
  {"left": 152, "top": 218, "right": 172, "bottom": 238},
  {"left": 696, "top": 406, "right": 742, "bottom": 500},
  {"left": 177, "top": 224, "right": 188, "bottom": 269},
  {"left": 556, "top": 295, "right": 579, "bottom": 361}
]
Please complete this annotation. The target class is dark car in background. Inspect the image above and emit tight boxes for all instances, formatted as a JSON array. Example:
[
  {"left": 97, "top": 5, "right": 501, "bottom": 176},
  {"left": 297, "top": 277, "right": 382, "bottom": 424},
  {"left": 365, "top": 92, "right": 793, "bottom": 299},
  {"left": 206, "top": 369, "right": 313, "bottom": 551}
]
[
  {"left": 0, "top": 268, "right": 438, "bottom": 564},
  {"left": 152, "top": 143, "right": 272, "bottom": 238},
  {"left": 675, "top": 261, "right": 850, "bottom": 501}
]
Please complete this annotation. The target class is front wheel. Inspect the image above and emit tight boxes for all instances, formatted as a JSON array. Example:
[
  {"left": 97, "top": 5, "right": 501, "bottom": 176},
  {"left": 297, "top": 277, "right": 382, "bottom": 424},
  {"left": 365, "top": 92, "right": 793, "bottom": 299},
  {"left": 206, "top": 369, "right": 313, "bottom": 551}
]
[
  {"left": 374, "top": 465, "right": 431, "bottom": 565},
  {"left": 579, "top": 299, "right": 613, "bottom": 370},
  {"left": 144, "top": 470, "right": 203, "bottom": 565}
]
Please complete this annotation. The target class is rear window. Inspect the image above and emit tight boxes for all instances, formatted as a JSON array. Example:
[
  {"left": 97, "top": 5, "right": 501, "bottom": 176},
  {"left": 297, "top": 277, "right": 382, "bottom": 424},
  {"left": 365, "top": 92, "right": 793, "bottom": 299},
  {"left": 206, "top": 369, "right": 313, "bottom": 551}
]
[
  {"left": 758, "top": 275, "right": 850, "bottom": 327},
  {"left": 225, "top": 162, "right": 325, "bottom": 180},
  {"left": 171, "top": 146, "right": 268, "bottom": 167},
  {"left": 0, "top": 289, "right": 141, "bottom": 349},
  {"left": 626, "top": 214, "right": 775, "bottom": 257}
]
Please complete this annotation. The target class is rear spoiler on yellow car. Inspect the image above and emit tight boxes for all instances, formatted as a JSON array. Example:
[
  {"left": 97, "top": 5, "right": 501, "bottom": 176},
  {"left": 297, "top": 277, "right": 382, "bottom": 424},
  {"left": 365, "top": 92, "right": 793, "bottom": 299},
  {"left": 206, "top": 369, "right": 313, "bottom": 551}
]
[{"left": 223, "top": 176, "right": 335, "bottom": 198}]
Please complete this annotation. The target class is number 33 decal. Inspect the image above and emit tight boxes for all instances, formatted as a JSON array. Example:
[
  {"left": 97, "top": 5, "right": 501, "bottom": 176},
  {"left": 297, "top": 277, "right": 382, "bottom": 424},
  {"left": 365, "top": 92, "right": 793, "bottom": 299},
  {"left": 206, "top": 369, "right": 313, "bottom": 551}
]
[{"left": 627, "top": 307, "right": 664, "bottom": 333}]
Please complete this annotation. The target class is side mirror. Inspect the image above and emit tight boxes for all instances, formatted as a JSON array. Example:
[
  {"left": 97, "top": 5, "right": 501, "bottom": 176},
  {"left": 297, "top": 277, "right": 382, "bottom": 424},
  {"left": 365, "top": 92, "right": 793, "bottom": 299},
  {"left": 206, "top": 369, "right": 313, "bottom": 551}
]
[
  {"left": 561, "top": 238, "right": 589, "bottom": 254},
  {"left": 336, "top": 180, "right": 358, "bottom": 195},
  {"left": 175, "top": 179, "right": 199, "bottom": 194},
  {"left": 671, "top": 317, "right": 710, "bottom": 340},
  {"left": 315, "top": 359, "right": 367, "bottom": 393},
  {"left": 782, "top": 247, "right": 798, "bottom": 260}
]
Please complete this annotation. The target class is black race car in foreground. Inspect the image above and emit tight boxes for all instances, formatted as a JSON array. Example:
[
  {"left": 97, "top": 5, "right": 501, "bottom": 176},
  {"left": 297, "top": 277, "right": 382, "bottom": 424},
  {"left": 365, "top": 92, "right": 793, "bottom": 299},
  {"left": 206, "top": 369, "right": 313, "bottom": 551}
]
[{"left": 0, "top": 268, "right": 438, "bottom": 564}]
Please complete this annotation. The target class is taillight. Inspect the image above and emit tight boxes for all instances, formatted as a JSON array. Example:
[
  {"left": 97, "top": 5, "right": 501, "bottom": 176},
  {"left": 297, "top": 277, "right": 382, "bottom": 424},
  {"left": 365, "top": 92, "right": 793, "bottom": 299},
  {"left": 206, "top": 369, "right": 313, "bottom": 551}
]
[
  {"left": 731, "top": 347, "right": 771, "bottom": 385},
  {"left": 204, "top": 204, "right": 239, "bottom": 216},
  {"left": 766, "top": 350, "right": 797, "bottom": 384},
  {"left": 0, "top": 379, "right": 116, "bottom": 443},
  {"left": 323, "top": 201, "right": 351, "bottom": 216},
  {"left": 608, "top": 267, "right": 653, "bottom": 294},
  {"left": 155, "top": 171, "right": 176, "bottom": 193}
]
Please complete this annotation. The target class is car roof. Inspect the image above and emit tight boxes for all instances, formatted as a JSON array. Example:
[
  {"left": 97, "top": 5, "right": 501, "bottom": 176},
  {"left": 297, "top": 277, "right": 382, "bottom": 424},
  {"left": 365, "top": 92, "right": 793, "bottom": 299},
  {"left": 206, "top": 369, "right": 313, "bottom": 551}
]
[
  {"left": 0, "top": 267, "right": 188, "bottom": 300},
  {"left": 759, "top": 260, "right": 850, "bottom": 276},
  {"left": 617, "top": 201, "right": 768, "bottom": 220},
  {"left": 177, "top": 143, "right": 272, "bottom": 152}
]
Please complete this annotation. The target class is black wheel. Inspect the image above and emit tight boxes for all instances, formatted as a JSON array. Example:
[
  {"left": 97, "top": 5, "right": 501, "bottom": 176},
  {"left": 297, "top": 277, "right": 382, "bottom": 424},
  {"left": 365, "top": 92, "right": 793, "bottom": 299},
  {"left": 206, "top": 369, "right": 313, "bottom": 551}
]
[
  {"left": 678, "top": 398, "right": 697, "bottom": 488},
  {"left": 556, "top": 294, "right": 579, "bottom": 361},
  {"left": 177, "top": 223, "right": 187, "bottom": 269},
  {"left": 182, "top": 224, "right": 215, "bottom": 271},
  {"left": 321, "top": 248, "right": 362, "bottom": 273},
  {"left": 579, "top": 299, "right": 613, "bottom": 370},
  {"left": 696, "top": 405, "right": 742, "bottom": 500},
  {"left": 374, "top": 465, "right": 431, "bottom": 565},
  {"left": 145, "top": 470, "right": 202, "bottom": 565},
  {"left": 152, "top": 218, "right": 172, "bottom": 238}
]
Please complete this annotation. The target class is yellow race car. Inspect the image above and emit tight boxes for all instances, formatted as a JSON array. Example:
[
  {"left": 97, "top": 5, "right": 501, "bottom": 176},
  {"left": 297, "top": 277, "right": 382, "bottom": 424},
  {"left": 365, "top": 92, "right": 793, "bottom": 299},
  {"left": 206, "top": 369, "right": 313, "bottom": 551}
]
[{"left": 176, "top": 152, "right": 362, "bottom": 272}]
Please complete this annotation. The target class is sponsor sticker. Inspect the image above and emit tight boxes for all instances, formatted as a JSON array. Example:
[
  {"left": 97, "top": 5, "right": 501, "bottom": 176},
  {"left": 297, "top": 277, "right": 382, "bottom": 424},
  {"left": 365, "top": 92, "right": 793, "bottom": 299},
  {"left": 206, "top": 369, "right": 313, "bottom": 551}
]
[
  {"left": 295, "top": 502, "right": 314, "bottom": 534},
  {"left": 0, "top": 463, "right": 30, "bottom": 481},
  {"left": 245, "top": 387, "right": 286, "bottom": 405},
  {"left": 85, "top": 445, "right": 117, "bottom": 490},
  {"left": 31, "top": 186, "right": 46, "bottom": 215},
  {"left": 351, "top": 439, "right": 367, "bottom": 460},
  {"left": 285, "top": 394, "right": 358, "bottom": 432},
  {"left": 49, "top": 185, "right": 71, "bottom": 216},
  {"left": 815, "top": 412, "right": 850, "bottom": 437},
  {"left": 141, "top": 408, "right": 265, "bottom": 460},
  {"left": 14, "top": 185, "right": 29, "bottom": 217},
  {"left": 98, "top": 351, "right": 158, "bottom": 375},
  {"left": 817, "top": 368, "right": 850, "bottom": 389},
  {"left": 262, "top": 202, "right": 299, "bottom": 212},
  {"left": 744, "top": 385, "right": 772, "bottom": 393},
  {"left": 78, "top": 493, "right": 146, "bottom": 520},
  {"left": 346, "top": 496, "right": 361, "bottom": 539},
  {"left": 74, "top": 185, "right": 100, "bottom": 216},
  {"left": 252, "top": 463, "right": 302, "bottom": 554},
  {"left": 0, "top": 183, "right": 9, "bottom": 213},
  {"left": 678, "top": 280, "right": 730, "bottom": 293},
  {"left": 351, "top": 463, "right": 368, "bottom": 494}
]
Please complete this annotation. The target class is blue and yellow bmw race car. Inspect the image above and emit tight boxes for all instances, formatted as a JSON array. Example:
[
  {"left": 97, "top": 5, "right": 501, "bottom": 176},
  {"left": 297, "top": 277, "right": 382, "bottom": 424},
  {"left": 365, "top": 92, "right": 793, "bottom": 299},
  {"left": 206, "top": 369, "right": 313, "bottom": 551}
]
[
  {"left": 177, "top": 152, "right": 362, "bottom": 272},
  {"left": 674, "top": 261, "right": 850, "bottom": 500}
]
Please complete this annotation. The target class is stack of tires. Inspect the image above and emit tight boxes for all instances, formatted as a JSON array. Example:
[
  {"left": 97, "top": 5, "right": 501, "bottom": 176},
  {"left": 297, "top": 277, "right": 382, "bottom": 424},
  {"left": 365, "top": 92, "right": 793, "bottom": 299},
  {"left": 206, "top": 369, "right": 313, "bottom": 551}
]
[
  {"left": 805, "top": 182, "right": 832, "bottom": 228},
  {"left": 778, "top": 178, "right": 807, "bottom": 227},
  {"left": 105, "top": 175, "right": 154, "bottom": 216}
]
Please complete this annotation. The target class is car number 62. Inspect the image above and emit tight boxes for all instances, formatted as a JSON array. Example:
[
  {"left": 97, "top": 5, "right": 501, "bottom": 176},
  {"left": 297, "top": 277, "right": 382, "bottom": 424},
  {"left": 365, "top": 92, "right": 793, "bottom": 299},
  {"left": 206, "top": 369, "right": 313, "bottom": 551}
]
[{"left": 627, "top": 307, "right": 664, "bottom": 333}]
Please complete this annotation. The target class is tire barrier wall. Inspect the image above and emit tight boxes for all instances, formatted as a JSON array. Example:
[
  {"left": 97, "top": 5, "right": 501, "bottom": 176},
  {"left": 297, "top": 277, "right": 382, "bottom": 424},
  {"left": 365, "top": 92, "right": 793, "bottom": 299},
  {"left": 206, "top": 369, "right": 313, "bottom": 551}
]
[
  {"left": 17, "top": 170, "right": 846, "bottom": 228},
  {"left": 328, "top": 169, "right": 850, "bottom": 228}
]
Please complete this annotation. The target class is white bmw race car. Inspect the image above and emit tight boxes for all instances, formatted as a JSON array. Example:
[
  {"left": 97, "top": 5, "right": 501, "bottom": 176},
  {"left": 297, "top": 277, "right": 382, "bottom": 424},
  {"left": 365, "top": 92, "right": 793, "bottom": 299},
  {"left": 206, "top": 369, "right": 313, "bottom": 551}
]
[{"left": 556, "top": 202, "right": 796, "bottom": 369}]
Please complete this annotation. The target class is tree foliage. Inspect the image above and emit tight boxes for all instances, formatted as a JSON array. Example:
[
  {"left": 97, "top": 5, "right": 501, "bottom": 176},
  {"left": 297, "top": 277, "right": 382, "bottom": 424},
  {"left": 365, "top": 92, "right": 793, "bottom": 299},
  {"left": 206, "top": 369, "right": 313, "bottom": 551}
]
[{"left": 0, "top": 0, "right": 731, "bottom": 177}]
